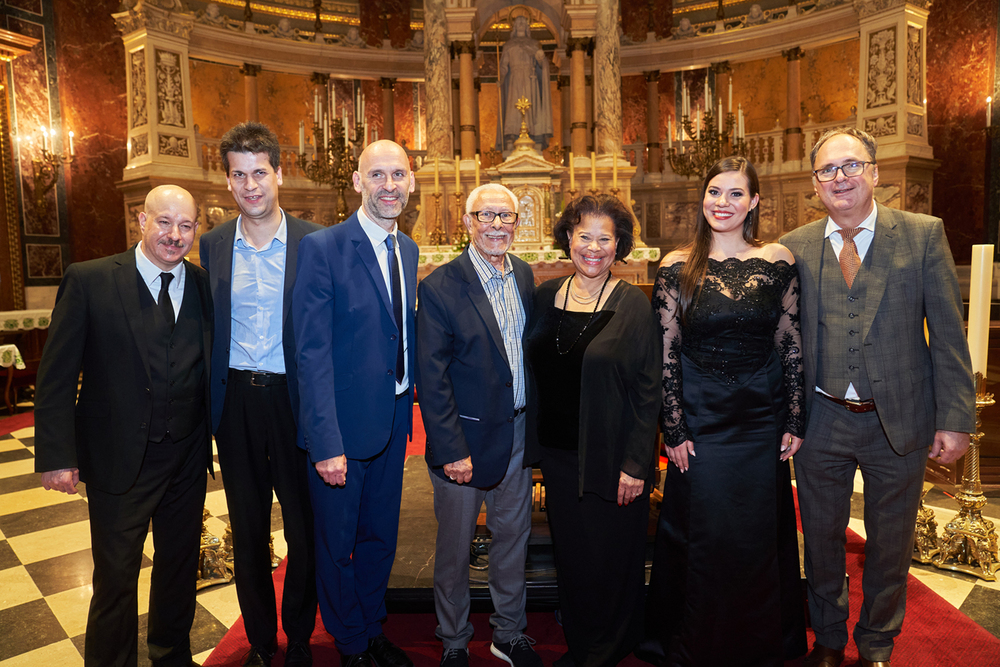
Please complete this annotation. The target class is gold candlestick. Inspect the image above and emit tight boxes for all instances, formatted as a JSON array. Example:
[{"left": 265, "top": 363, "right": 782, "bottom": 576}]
[
  {"left": 428, "top": 192, "right": 446, "bottom": 246},
  {"left": 912, "top": 484, "right": 940, "bottom": 564},
  {"left": 931, "top": 372, "right": 1000, "bottom": 580},
  {"left": 452, "top": 191, "right": 464, "bottom": 247}
]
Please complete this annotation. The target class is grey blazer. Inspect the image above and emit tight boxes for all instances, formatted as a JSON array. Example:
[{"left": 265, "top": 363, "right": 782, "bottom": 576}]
[{"left": 780, "top": 203, "right": 975, "bottom": 454}]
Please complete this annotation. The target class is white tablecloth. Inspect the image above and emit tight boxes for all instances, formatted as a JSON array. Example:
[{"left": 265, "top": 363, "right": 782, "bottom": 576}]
[
  {"left": 0, "top": 309, "right": 52, "bottom": 332},
  {"left": 0, "top": 344, "right": 24, "bottom": 370}
]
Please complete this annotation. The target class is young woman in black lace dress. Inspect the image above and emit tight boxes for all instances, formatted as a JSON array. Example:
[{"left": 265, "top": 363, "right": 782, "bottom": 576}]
[{"left": 645, "top": 157, "right": 808, "bottom": 666}]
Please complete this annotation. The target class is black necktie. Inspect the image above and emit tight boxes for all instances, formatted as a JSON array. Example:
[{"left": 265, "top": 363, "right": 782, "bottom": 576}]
[
  {"left": 385, "top": 235, "right": 404, "bottom": 384},
  {"left": 157, "top": 272, "right": 175, "bottom": 327}
]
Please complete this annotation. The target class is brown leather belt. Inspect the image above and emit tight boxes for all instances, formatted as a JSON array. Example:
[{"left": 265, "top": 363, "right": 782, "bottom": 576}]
[{"left": 818, "top": 392, "right": 876, "bottom": 413}]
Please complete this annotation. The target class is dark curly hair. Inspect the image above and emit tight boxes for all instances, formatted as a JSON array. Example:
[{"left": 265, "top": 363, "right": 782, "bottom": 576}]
[
  {"left": 553, "top": 194, "right": 635, "bottom": 262},
  {"left": 220, "top": 121, "right": 281, "bottom": 175}
]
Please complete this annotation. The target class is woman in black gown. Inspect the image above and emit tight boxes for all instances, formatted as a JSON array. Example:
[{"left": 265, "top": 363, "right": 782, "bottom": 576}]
[
  {"left": 647, "top": 156, "right": 807, "bottom": 666},
  {"left": 524, "top": 195, "right": 660, "bottom": 667}
]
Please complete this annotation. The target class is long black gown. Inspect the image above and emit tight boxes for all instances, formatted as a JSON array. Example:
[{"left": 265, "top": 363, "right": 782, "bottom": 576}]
[{"left": 647, "top": 257, "right": 807, "bottom": 667}]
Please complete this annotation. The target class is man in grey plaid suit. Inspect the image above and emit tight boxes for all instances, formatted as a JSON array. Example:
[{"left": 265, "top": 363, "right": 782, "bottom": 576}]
[{"left": 780, "top": 127, "right": 975, "bottom": 667}]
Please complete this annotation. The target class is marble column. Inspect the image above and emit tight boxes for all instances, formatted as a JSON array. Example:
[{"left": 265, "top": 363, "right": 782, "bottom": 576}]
[
  {"left": 240, "top": 63, "right": 261, "bottom": 122},
  {"left": 594, "top": 0, "right": 622, "bottom": 156},
  {"left": 113, "top": 2, "right": 200, "bottom": 179},
  {"left": 451, "top": 77, "right": 461, "bottom": 157},
  {"left": 568, "top": 39, "right": 589, "bottom": 157},
  {"left": 782, "top": 48, "right": 804, "bottom": 162},
  {"left": 559, "top": 75, "right": 571, "bottom": 162},
  {"left": 380, "top": 77, "right": 396, "bottom": 141},
  {"left": 455, "top": 40, "right": 476, "bottom": 160},
  {"left": 586, "top": 73, "right": 594, "bottom": 152},
  {"left": 423, "top": 0, "right": 451, "bottom": 159},
  {"left": 644, "top": 70, "right": 661, "bottom": 174},
  {"left": 473, "top": 77, "right": 481, "bottom": 155}
]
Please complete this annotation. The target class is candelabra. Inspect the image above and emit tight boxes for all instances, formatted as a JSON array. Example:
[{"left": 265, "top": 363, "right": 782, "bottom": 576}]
[
  {"left": 931, "top": 373, "right": 1000, "bottom": 580},
  {"left": 31, "top": 140, "right": 74, "bottom": 218},
  {"left": 427, "top": 192, "right": 446, "bottom": 246},
  {"left": 666, "top": 107, "right": 747, "bottom": 178},
  {"left": 297, "top": 117, "right": 357, "bottom": 223},
  {"left": 452, "top": 191, "right": 469, "bottom": 251}
]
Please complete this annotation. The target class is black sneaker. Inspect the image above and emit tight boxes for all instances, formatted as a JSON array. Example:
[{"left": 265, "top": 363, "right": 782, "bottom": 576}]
[
  {"left": 441, "top": 648, "right": 470, "bottom": 667},
  {"left": 490, "top": 636, "right": 543, "bottom": 667}
]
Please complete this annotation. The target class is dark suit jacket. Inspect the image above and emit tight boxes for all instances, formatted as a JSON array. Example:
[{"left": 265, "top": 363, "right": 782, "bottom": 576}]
[
  {"left": 780, "top": 204, "right": 975, "bottom": 453},
  {"left": 292, "top": 212, "right": 418, "bottom": 462},
  {"left": 199, "top": 213, "right": 323, "bottom": 433},
  {"left": 33, "top": 247, "right": 213, "bottom": 494},
  {"left": 416, "top": 250, "right": 534, "bottom": 489}
]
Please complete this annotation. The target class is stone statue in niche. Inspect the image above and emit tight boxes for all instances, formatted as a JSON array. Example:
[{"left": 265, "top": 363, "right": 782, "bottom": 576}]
[
  {"left": 673, "top": 18, "right": 697, "bottom": 39},
  {"left": 274, "top": 18, "right": 296, "bottom": 40},
  {"left": 198, "top": 3, "right": 227, "bottom": 26},
  {"left": 405, "top": 30, "right": 424, "bottom": 51},
  {"left": 341, "top": 26, "right": 366, "bottom": 48},
  {"left": 495, "top": 15, "right": 553, "bottom": 150},
  {"left": 744, "top": 5, "right": 767, "bottom": 26}
]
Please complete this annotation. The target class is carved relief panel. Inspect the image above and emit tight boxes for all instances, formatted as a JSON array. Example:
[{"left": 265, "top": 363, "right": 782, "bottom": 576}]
[
  {"left": 156, "top": 49, "right": 186, "bottom": 128},
  {"left": 130, "top": 48, "right": 147, "bottom": 128},
  {"left": 906, "top": 26, "right": 922, "bottom": 106},
  {"left": 513, "top": 185, "right": 543, "bottom": 244},
  {"left": 866, "top": 27, "right": 896, "bottom": 109}
]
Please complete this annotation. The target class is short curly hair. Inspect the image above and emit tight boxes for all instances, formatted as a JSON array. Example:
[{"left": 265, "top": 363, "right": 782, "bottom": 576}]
[{"left": 553, "top": 194, "right": 635, "bottom": 262}]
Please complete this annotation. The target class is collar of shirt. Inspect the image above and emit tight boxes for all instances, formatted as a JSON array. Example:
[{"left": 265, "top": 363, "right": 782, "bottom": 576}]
[
  {"left": 135, "top": 243, "right": 185, "bottom": 294},
  {"left": 824, "top": 200, "right": 877, "bottom": 240},
  {"left": 235, "top": 210, "right": 287, "bottom": 251},
  {"left": 357, "top": 206, "right": 398, "bottom": 248},
  {"left": 467, "top": 244, "right": 513, "bottom": 284}
]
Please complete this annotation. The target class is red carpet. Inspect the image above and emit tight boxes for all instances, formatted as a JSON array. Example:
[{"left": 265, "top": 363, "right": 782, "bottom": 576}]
[{"left": 0, "top": 410, "right": 34, "bottom": 436}]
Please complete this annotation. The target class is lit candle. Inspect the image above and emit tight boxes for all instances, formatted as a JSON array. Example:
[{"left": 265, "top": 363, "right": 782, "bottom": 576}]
[
  {"left": 364, "top": 120, "right": 369, "bottom": 147},
  {"left": 719, "top": 100, "right": 723, "bottom": 125},
  {"left": 697, "top": 109, "right": 701, "bottom": 140},
  {"left": 969, "top": 244, "right": 994, "bottom": 376},
  {"left": 331, "top": 86, "right": 336, "bottom": 118},
  {"left": 455, "top": 156, "right": 461, "bottom": 191},
  {"left": 68, "top": 130, "right": 75, "bottom": 156},
  {"left": 314, "top": 90, "right": 319, "bottom": 125},
  {"left": 299, "top": 121, "right": 305, "bottom": 154},
  {"left": 41, "top": 128, "right": 47, "bottom": 152},
  {"left": 434, "top": 157, "right": 440, "bottom": 194},
  {"left": 324, "top": 117, "right": 329, "bottom": 149},
  {"left": 668, "top": 116, "right": 673, "bottom": 150},
  {"left": 569, "top": 151, "right": 576, "bottom": 191},
  {"left": 475, "top": 154, "right": 480, "bottom": 188},
  {"left": 590, "top": 151, "right": 597, "bottom": 191},
  {"left": 989, "top": 96, "right": 993, "bottom": 128},
  {"left": 728, "top": 78, "right": 733, "bottom": 113}
]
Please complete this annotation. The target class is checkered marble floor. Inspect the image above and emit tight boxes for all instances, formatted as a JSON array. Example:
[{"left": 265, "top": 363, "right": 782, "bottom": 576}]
[{"left": 2, "top": 418, "right": 1000, "bottom": 665}]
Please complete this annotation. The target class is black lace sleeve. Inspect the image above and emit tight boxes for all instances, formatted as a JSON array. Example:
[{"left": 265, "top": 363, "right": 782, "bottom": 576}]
[
  {"left": 774, "top": 264, "right": 806, "bottom": 437},
  {"left": 653, "top": 264, "right": 692, "bottom": 448}
]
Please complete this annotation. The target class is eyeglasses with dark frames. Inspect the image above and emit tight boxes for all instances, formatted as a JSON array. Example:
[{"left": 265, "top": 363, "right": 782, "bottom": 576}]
[
  {"left": 812, "top": 160, "right": 875, "bottom": 182},
  {"left": 470, "top": 210, "right": 519, "bottom": 224}
]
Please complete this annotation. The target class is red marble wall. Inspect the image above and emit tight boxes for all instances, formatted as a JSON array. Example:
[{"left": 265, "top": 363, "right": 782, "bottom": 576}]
[
  {"left": 54, "top": 0, "right": 127, "bottom": 263},
  {"left": 358, "top": 0, "right": 411, "bottom": 49},
  {"left": 927, "top": 0, "right": 998, "bottom": 261},
  {"left": 621, "top": 74, "right": 646, "bottom": 146},
  {"left": 621, "top": 0, "right": 672, "bottom": 43}
]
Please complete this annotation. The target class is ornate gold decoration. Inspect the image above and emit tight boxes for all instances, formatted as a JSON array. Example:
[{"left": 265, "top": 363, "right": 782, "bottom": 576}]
[
  {"left": 931, "top": 373, "right": 1000, "bottom": 580},
  {"left": 0, "top": 81, "right": 24, "bottom": 309},
  {"left": 297, "top": 116, "right": 357, "bottom": 223},
  {"left": 667, "top": 105, "right": 747, "bottom": 178},
  {"left": 512, "top": 97, "right": 535, "bottom": 154},
  {"left": 29, "top": 138, "right": 73, "bottom": 222},
  {"left": 197, "top": 507, "right": 234, "bottom": 590},
  {"left": 427, "top": 191, "right": 446, "bottom": 246},
  {"left": 913, "top": 485, "right": 939, "bottom": 563}
]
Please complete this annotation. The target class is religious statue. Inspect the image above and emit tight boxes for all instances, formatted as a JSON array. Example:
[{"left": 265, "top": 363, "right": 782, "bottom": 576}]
[
  {"left": 673, "top": 18, "right": 697, "bottom": 39},
  {"left": 341, "top": 26, "right": 366, "bottom": 48},
  {"left": 405, "top": 30, "right": 425, "bottom": 51},
  {"left": 198, "top": 3, "right": 227, "bottom": 26},
  {"left": 744, "top": 4, "right": 767, "bottom": 26},
  {"left": 495, "top": 15, "right": 553, "bottom": 150},
  {"left": 274, "top": 18, "right": 296, "bottom": 40}
]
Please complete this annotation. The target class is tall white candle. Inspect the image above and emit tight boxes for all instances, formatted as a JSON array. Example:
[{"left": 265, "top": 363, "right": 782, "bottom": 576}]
[
  {"left": 314, "top": 91, "right": 319, "bottom": 125},
  {"left": 68, "top": 130, "right": 75, "bottom": 156},
  {"left": 590, "top": 151, "right": 597, "bottom": 191},
  {"left": 331, "top": 86, "right": 336, "bottom": 119},
  {"left": 989, "top": 96, "right": 993, "bottom": 128},
  {"left": 728, "top": 79, "right": 733, "bottom": 113},
  {"left": 569, "top": 151, "right": 576, "bottom": 191},
  {"left": 41, "top": 128, "right": 47, "bottom": 152},
  {"left": 668, "top": 116, "right": 673, "bottom": 150},
  {"left": 968, "top": 244, "right": 994, "bottom": 377},
  {"left": 299, "top": 121, "right": 305, "bottom": 154}
]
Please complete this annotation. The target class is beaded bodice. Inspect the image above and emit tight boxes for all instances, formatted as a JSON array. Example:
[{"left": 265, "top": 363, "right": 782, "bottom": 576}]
[{"left": 653, "top": 257, "right": 806, "bottom": 447}]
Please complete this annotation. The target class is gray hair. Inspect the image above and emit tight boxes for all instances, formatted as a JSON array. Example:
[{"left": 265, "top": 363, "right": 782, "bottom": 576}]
[
  {"left": 809, "top": 127, "right": 878, "bottom": 168},
  {"left": 465, "top": 183, "right": 519, "bottom": 214}
]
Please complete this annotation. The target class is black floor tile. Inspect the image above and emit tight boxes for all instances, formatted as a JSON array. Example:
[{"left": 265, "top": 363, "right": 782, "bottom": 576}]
[
  {"left": 70, "top": 632, "right": 85, "bottom": 659},
  {"left": 0, "top": 539, "right": 19, "bottom": 570},
  {"left": 0, "top": 448, "right": 32, "bottom": 464},
  {"left": 0, "top": 598, "right": 69, "bottom": 660},
  {"left": 959, "top": 584, "right": 1000, "bottom": 638},
  {"left": 0, "top": 471, "right": 42, "bottom": 495},
  {"left": 24, "top": 548, "right": 94, "bottom": 596},
  {"left": 0, "top": 499, "right": 91, "bottom": 538},
  {"left": 18, "top": 436, "right": 34, "bottom": 448},
  {"left": 189, "top": 602, "right": 230, "bottom": 657}
]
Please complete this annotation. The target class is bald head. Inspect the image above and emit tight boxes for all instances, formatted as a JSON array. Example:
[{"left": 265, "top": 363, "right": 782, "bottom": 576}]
[
  {"left": 138, "top": 185, "right": 199, "bottom": 272},
  {"left": 353, "top": 140, "right": 415, "bottom": 232}
]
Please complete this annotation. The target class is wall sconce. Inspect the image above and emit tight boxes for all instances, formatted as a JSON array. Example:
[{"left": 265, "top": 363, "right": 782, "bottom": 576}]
[{"left": 19, "top": 126, "right": 74, "bottom": 218}]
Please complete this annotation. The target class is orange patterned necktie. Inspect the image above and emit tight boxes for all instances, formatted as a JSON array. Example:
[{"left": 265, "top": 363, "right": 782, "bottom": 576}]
[{"left": 838, "top": 227, "right": 862, "bottom": 288}]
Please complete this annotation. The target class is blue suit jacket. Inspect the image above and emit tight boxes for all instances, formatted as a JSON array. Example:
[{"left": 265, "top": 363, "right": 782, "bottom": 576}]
[
  {"left": 293, "top": 212, "right": 418, "bottom": 462},
  {"left": 416, "top": 251, "right": 534, "bottom": 488},
  {"left": 199, "top": 214, "right": 324, "bottom": 434}
]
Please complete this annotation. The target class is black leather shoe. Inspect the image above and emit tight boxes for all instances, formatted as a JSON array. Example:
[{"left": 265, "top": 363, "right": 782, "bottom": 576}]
[
  {"left": 286, "top": 642, "right": 313, "bottom": 667},
  {"left": 342, "top": 653, "right": 375, "bottom": 667},
  {"left": 803, "top": 644, "right": 845, "bottom": 667},
  {"left": 368, "top": 634, "right": 414, "bottom": 667},
  {"left": 242, "top": 645, "right": 276, "bottom": 667},
  {"left": 440, "top": 648, "right": 469, "bottom": 667}
]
